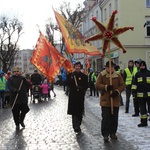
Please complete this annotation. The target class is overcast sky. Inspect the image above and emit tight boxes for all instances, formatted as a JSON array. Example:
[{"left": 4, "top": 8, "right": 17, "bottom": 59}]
[{"left": 0, "top": 0, "right": 84, "bottom": 49}]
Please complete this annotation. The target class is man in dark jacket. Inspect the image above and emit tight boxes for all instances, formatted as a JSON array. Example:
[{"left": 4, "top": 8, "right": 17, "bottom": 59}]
[
  {"left": 31, "top": 70, "right": 42, "bottom": 85},
  {"left": 132, "top": 61, "right": 150, "bottom": 127},
  {"left": 66, "top": 62, "right": 88, "bottom": 133},
  {"left": 8, "top": 66, "right": 30, "bottom": 130}
]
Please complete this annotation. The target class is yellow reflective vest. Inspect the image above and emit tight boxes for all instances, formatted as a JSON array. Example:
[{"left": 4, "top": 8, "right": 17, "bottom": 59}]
[
  {"left": 124, "top": 67, "right": 137, "bottom": 85},
  {"left": 0, "top": 76, "right": 6, "bottom": 91}
]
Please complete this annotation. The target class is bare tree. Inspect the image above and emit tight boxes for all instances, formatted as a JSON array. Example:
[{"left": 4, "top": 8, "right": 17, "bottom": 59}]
[
  {"left": 0, "top": 16, "right": 23, "bottom": 73},
  {"left": 45, "top": 2, "right": 84, "bottom": 54}
]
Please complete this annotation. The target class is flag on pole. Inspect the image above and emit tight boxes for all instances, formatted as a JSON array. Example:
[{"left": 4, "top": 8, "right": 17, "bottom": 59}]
[
  {"left": 85, "top": 55, "right": 90, "bottom": 70},
  {"left": 53, "top": 9, "right": 102, "bottom": 56},
  {"left": 30, "top": 32, "right": 73, "bottom": 82}
]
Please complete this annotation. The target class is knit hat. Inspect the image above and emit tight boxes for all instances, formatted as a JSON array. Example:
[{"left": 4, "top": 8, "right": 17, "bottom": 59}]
[
  {"left": 135, "top": 58, "right": 142, "bottom": 64},
  {"left": 12, "top": 66, "right": 20, "bottom": 72}
]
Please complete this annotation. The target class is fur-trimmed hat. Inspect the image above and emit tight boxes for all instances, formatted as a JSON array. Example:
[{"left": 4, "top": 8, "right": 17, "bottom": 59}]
[{"left": 12, "top": 66, "right": 20, "bottom": 72}]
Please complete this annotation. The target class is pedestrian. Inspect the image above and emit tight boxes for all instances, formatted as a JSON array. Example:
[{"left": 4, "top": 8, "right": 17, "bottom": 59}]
[
  {"left": 31, "top": 70, "right": 42, "bottom": 85},
  {"left": 93, "top": 71, "right": 99, "bottom": 97},
  {"left": 95, "top": 61, "right": 125, "bottom": 142},
  {"left": 0, "top": 70, "right": 7, "bottom": 108},
  {"left": 132, "top": 58, "right": 142, "bottom": 117},
  {"left": 50, "top": 81, "right": 56, "bottom": 97},
  {"left": 61, "top": 67, "right": 67, "bottom": 92},
  {"left": 88, "top": 68, "right": 95, "bottom": 96},
  {"left": 132, "top": 61, "right": 150, "bottom": 127},
  {"left": 40, "top": 79, "right": 49, "bottom": 100},
  {"left": 8, "top": 66, "right": 30, "bottom": 130},
  {"left": 66, "top": 61, "right": 88, "bottom": 133},
  {"left": 123, "top": 60, "right": 136, "bottom": 113}
]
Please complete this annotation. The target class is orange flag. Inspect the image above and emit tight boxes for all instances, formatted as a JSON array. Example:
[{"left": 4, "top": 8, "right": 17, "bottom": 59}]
[
  {"left": 53, "top": 9, "right": 102, "bottom": 56},
  {"left": 30, "top": 32, "right": 73, "bottom": 82}
]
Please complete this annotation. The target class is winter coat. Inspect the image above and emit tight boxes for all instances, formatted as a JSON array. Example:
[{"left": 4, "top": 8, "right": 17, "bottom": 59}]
[
  {"left": 132, "top": 69, "right": 150, "bottom": 98},
  {"left": 66, "top": 71, "right": 88, "bottom": 115},
  {"left": 95, "top": 70, "right": 125, "bottom": 107},
  {"left": 8, "top": 75, "right": 30, "bottom": 106},
  {"left": 40, "top": 83, "right": 49, "bottom": 94}
]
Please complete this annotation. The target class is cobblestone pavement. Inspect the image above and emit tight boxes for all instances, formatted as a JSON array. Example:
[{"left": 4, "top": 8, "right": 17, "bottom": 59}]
[{"left": 0, "top": 86, "right": 147, "bottom": 150}]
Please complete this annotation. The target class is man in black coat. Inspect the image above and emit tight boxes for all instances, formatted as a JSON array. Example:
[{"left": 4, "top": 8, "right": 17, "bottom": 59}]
[
  {"left": 66, "top": 62, "right": 88, "bottom": 133},
  {"left": 8, "top": 66, "right": 30, "bottom": 130}
]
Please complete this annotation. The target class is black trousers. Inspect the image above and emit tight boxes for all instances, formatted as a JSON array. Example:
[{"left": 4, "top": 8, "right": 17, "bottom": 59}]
[
  {"left": 89, "top": 82, "right": 95, "bottom": 96},
  {"left": 72, "top": 114, "right": 83, "bottom": 131},
  {"left": 12, "top": 104, "right": 29, "bottom": 126},
  {"left": 125, "top": 86, "right": 132, "bottom": 112},
  {"left": 138, "top": 98, "right": 150, "bottom": 115},
  {"left": 133, "top": 97, "right": 140, "bottom": 115},
  {"left": 101, "top": 107, "right": 119, "bottom": 136}
]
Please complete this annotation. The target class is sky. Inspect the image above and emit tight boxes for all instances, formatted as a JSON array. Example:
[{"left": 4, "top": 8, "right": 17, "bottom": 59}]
[{"left": 0, "top": 0, "right": 84, "bottom": 49}]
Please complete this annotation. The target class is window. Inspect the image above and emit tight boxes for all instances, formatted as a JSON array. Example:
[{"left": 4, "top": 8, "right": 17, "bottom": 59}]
[
  {"left": 109, "top": 3, "right": 112, "bottom": 16},
  {"left": 115, "top": 0, "right": 118, "bottom": 10},
  {"left": 104, "top": 8, "right": 107, "bottom": 20},
  {"left": 145, "top": 20, "right": 150, "bottom": 36},
  {"left": 146, "top": 0, "right": 150, "bottom": 7}
]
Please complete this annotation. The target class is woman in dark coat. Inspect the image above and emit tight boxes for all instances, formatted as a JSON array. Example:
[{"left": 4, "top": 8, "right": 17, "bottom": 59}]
[
  {"left": 8, "top": 66, "right": 30, "bottom": 130},
  {"left": 66, "top": 62, "right": 88, "bottom": 133}
]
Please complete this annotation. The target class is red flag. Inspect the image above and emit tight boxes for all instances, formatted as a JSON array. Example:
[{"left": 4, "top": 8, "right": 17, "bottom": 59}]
[
  {"left": 85, "top": 55, "right": 90, "bottom": 70},
  {"left": 30, "top": 32, "right": 71, "bottom": 82},
  {"left": 53, "top": 9, "right": 102, "bottom": 56}
]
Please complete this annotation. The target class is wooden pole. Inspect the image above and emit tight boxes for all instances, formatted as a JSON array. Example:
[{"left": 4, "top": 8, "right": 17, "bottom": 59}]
[
  {"left": 11, "top": 80, "right": 23, "bottom": 110},
  {"left": 108, "top": 43, "right": 113, "bottom": 114}
]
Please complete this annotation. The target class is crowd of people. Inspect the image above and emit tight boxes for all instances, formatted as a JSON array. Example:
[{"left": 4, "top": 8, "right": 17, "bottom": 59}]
[{"left": 0, "top": 57, "right": 150, "bottom": 143}]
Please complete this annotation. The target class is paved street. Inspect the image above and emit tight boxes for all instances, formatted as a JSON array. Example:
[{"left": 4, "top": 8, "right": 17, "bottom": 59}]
[{"left": 0, "top": 86, "right": 150, "bottom": 150}]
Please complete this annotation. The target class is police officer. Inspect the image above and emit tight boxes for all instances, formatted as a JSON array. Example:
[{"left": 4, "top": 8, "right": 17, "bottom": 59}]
[
  {"left": 132, "top": 61, "right": 150, "bottom": 127},
  {"left": 66, "top": 62, "right": 88, "bottom": 133},
  {"left": 8, "top": 66, "right": 30, "bottom": 130}
]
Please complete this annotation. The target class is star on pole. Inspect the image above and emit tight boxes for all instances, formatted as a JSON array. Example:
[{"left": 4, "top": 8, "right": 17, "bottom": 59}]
[{"left": 85, "top": 10, "right": 134, "bottom": 57}]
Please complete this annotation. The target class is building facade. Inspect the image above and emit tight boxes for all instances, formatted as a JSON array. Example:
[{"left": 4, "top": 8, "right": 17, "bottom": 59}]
[{"left": 80, "top": 0, "right": 150, "bottom": 71}]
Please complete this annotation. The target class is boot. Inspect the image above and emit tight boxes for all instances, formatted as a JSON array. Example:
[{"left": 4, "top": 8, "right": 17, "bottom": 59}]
[
  {"left": 138, "top": 118, "right": 147, "bottom": 127},
  {"left": 125, "top": 107, "right": 129, "bottom": 113}
]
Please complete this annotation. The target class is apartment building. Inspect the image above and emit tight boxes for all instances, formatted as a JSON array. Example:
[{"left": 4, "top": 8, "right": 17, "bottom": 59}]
[
  {"left": 81, "top": 0, "right": 150, "bottom": 71},
  {"left": 14, "top": 49, "right": 35, "bottom": 75}
]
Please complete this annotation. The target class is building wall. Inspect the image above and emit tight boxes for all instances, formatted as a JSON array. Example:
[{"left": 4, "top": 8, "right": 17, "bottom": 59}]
[{"left": 97, "top": 0, "right": 150, "bottom": 70}]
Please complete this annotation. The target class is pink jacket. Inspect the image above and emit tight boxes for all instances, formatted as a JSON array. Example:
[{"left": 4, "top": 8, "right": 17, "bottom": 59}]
[{"left": 40, "top": 83, "right": 49, "bottom": 94}]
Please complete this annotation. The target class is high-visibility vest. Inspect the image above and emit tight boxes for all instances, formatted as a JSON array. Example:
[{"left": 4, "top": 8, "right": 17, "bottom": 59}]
[
  {"left": 0, "top": 76, "right": 6, "bottom": 91},
  {"left": 124, "top": 68, "right": 135, "bottom": 85}
]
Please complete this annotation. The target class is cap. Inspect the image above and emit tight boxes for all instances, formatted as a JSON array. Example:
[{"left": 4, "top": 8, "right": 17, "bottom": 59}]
[
  {"left": 89, "top": 68, "right": 93, "bottom": 72},
  {"left": 0, "top": 70, "right": 4, "bottom": 74},
  {"left": 12, "top": 66, "right": 20, "bottom": 72},
  {"left": 140, "top": 61, "right": 147, "bottom": 68},
  {"left": 106, "top": 61, "right": 115, "bottom": 67}
]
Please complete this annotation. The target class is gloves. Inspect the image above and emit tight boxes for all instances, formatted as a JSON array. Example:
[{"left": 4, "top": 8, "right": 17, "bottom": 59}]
[
  {"left": 107, "top": 85, "right": 114, "bottom": 91},
  {"left": 132, "top": 93, "right": 137, "bottom": 99},
  {"left": 76, "top": 86, "right": 82, "bottom": 90},
  {"left": 14, "top": 89, "right": 20, "bottom": 93},
  {"left": 110, "top": 90, "right": 119, "bottom": 98}
]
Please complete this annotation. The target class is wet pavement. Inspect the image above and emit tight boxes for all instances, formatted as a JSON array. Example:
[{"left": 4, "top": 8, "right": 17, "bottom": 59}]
[{"left": 0, "top": 86, "right": 149, "bottom": 150}]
